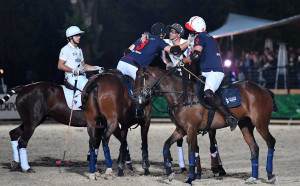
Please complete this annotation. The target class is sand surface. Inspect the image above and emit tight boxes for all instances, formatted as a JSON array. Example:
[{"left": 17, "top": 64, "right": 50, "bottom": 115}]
[{"left": 0, "top": 123, "right": 299, "bottom": 186}]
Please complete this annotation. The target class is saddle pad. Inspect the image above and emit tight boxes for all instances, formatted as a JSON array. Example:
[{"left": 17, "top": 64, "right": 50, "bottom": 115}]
[
  {"left": 121, "top": 76, "right": 135, "bottom": 100},
  {"left": 61, "top": 85, "right": 82, "bottom": 110},
  {"left": 221, "top": 84, "right": 241, "bottom": 108}
]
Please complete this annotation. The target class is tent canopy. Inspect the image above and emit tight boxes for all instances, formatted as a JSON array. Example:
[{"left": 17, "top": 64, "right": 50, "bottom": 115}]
[{"left": 209, "top": 13, "right": 300, "bottom": 38}]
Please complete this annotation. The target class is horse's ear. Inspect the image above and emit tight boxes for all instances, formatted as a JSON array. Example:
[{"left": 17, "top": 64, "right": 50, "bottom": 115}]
[{"left": 133, "top": 61, "right": 141, "bottom": 69}]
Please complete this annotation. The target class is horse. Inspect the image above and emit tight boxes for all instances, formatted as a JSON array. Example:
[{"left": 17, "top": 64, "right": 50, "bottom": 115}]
[
  {"left": 0, "top": 81, "right": 131, "bottom": 173},
  {"left": 80, "top": 71, "right": 153, "bottom": 178},
  {"left": 134, "top": 64, "right": 277, "bottom": 185}
]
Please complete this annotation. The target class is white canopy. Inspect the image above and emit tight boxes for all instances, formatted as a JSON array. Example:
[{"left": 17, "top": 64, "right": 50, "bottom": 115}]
[{"left": 209, "top": 13, "right": 300, "bottom": 38}]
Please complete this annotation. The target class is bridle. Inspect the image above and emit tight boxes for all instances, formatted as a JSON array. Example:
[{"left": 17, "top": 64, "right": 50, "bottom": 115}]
[{"left": 134, "top": 66, "right": 199, "bottom": 108}]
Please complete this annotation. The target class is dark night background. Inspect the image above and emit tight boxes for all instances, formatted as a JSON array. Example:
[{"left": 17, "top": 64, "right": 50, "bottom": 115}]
[{"left": 0, "top": 0, "right": 299, "bottom": 88}]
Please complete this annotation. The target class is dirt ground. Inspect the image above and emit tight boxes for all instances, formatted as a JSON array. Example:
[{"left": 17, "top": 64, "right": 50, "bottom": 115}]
[{"left": 0, "top": 123, "right": 300, "bottom": 186}]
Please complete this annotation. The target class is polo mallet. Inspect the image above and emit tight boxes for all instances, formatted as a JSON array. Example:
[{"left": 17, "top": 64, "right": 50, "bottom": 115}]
[
  {"left": 180, "top": 64, "right": 212, "bottom": 90},
  {"left": 56, "top": 75, "right": 78, "bottom": 165}
]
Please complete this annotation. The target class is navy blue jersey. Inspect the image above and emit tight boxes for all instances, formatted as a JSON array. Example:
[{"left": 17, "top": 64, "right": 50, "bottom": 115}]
[
  {"left": 120, "top": 35, "right": 168, "bottom": 66},
  {"left": 194, "top": 32, "right": 223, "bottom": 72}
]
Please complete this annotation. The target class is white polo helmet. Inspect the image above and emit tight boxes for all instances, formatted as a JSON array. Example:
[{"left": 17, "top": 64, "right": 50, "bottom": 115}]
[
  {"left": 185, "top": 16, "right": 206, "bottom": 33},
  {"left": 66, "top": 26, "right": 85, "bottom": 37}
]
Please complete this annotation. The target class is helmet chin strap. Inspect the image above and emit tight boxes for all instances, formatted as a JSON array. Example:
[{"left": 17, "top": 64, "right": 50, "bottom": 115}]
[
  {"left": 171, "top": 35, "right": 179, "bottom": 41},
  {"left": 71, "top": 37, "right": 79, "bottom": 45}
]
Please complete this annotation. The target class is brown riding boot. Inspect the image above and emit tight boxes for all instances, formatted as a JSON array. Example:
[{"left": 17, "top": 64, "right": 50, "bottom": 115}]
[{"left": 204, "top": 89, "right": 238, "bottom": 131}]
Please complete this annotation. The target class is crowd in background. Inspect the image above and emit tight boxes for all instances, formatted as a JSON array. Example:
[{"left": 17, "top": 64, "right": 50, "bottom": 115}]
[{"left": 222, "top": 46, "right": 300, "bottom": 89}]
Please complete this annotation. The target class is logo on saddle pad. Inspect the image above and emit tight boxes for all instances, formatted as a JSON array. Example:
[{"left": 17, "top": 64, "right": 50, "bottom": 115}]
[
  {"left": 221, "top": 85, "right": 242, "bottom": 108},
  {"left": 225, "top": 96, "right": 237, "bottom": 104}
]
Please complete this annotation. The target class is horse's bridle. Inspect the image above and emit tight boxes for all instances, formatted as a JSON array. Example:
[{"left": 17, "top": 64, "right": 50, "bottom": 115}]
[{"left": 134, "top": 66, "right": 183, "bottom": 105}]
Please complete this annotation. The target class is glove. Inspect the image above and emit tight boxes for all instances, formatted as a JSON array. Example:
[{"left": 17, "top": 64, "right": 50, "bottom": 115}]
[
  {"left": 176, "top": 60, "right": 185, "bottom": 67},
  {"left": 188, "top": 33, "right": 196, "bottom": 46},
  {"left": 94, "top": 66, "right": 105, "bottom": 73},
  {"left": 170, "top": 45, "right": 181, "bottom": 55},
  {"left": 72, "top": 67, "right": 86, "bottom": 76}
]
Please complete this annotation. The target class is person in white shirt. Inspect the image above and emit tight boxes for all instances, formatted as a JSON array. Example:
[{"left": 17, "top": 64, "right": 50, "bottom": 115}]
[
  {"left": 162, "top": 23, "right": 194, "bottom": 71},
  {"left": 58, "top": 26, "right": 103, "bottom": 91}
]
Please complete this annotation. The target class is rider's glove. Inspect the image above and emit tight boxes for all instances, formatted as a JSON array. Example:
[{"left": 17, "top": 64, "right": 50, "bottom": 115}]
[
  {"left": 72, "top": 67, "right": 86, "bottom": 76},
  {"left": 176, "top": 60, "right": 185, "bottom": 67},
  {"left": 94, "top": 66, "right": 105, "bottom": 73}
]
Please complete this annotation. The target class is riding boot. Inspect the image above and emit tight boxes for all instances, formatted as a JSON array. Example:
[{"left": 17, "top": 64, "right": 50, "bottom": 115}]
[
  {"left": 135, "top": 103, "right": 145, "bottom": 119},
  {"left": 204, "top": 89, "right": 238, "bottom": 131}
]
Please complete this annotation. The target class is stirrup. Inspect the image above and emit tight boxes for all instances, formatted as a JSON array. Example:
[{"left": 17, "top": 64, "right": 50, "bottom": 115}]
[{"left": 226, "top": 116, "right": 238, "bottom": 131}]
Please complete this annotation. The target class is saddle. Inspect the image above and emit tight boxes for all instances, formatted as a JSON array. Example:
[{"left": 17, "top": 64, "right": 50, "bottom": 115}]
[
  {"left": 194, "top": 75, "right": 241, "bottom": 135},
  {"left": 196, "top": 75, "right": 241, "bottom": 109}
]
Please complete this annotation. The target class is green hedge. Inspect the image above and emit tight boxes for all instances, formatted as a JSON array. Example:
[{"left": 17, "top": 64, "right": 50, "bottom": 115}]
[{"left": 150, "top": 95, "right": 300, "bottom": 119}]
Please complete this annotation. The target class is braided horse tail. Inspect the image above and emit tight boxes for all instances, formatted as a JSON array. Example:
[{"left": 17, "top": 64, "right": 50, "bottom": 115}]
[{"left": 0, "top": 85, "right": 25, "bottom": 104}]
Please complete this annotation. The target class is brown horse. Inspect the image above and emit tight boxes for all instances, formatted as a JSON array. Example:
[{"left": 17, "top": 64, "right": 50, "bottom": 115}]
[
  {"left": 81, "top": 71, "right": 152, "bottom": 178},
  {"left": 134, "top": 65, "right": 277, "bottom": 185},
  {"left": 1, "top": 81, "right": 129, "bottom": 173}
]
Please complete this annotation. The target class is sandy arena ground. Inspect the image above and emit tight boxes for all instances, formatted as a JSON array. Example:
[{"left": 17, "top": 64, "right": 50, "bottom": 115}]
[{"left": 0, "top": 123, "right": 300, "bottom": 186}]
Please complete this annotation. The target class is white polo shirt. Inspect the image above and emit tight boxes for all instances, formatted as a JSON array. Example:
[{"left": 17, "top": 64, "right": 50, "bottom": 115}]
[
  {"left": 59, "top": 42, "right": 84, "bottom": 78},
  {"left": 163, "top": 38, "right": 191, "bottom": 66}
]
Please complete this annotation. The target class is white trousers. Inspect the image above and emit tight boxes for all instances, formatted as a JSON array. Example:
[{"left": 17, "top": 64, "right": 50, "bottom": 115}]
[
  {"left": 66, "top": 75, "right": 88, "bottom": 91},
  {"left": 117, "top": 61, "right": 138, "bottom": 80},
  {"left": 202, "top": 71, "right": 224, "bottom": 92}
]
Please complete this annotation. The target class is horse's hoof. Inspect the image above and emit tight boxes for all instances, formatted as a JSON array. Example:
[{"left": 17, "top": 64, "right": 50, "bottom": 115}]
[
  {"left": 267, "top": 174, "right": 276, "bottom": 184},
  {"left": 144, "top": 169, "right": 150, "bottom": 175},
  {"left": 118, "top": 169, "right": 124, "bottom": 177},
  {"left": 22, "top": 168, "right": 36, "bottom": 173},
  {"left": 168, "top": 172, "right": 175, "bottom": 182},
  {"left": 89, "top": 173, "right": 97, "bottom": 180},
  {"left": 211, "top": 167, "right": 219, "bottom": 174},
  {"left": 181, "top": 167, "right": 187, "bottom": 173},
  {"left": 245, "top": 177, "right": 257, "bottom": 184},
  {"left": 196, "top": 172, "right": 201, "bottom": 179},
  {"left": 126, "top": 163, "right": 133, "bottom": 171},
  {"left": 184, "top": 178, "right": 193, "bottom": 185},
  {"left": 10, "top": 161, "right": 21, "bottom": 171},
  {"left": 102, "top": 168, "right": 115, "bottom": 180},
  {"left": 95, "top": 171, "right": 102, "bottom": 177},
  {"left": 218, "top": 165, "right": 226, "bottom": 176}
]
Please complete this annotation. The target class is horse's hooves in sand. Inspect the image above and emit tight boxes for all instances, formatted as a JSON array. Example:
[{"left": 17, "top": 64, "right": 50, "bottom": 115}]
[
  {"left": 89, "top": 173, "right": 96, "bottom": 180},
  {"left": 144, "top": 168, "right": 150, "bottom": 175},
  {"left": 22, "top": 168, "right": 36, "bottom": 173},
  {"left": 168, "top": 172, "right": 175, "bottom": 182},
  {"left": 245, "top": 177, "right": 258, "bottom": 184},
  {"left": 10, "top": 161, "right": 21, "bottom": 171},
  {"left": 267, "top": 175, "right": 276, "bottom": 184}
]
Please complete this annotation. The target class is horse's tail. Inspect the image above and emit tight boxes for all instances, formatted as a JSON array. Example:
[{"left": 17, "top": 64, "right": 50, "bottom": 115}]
[
  {"left": 0, "top": 85, "right": 25, "bottom": 105},
  {"left": 266, "top": 89, "right": 278, "bottom": 112},
  {"left": 81, "top": 80, "right": 99, "bottom": 110}
]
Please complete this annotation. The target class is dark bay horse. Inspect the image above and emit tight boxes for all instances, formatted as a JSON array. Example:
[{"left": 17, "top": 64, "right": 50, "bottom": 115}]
[
  {"left": 81, "top": 71, "right": 152, "bottom": 178},
  {"left": 0, "top": 81, "right": 128, "bottom": 173},
  {"left": 134, "top": 65, "right": 277, "bottom": 185}
]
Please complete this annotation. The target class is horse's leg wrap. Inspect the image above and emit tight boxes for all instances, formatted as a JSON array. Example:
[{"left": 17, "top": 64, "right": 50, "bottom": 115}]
[
  {"left": 19, "top": 148, "right": 30, "bottom": 171},
  {"left": 163, "top": 148, "right": 172, "bottom": 176},
  {"left": 118, "top": 148, "right": 125, "bottom": 169},
  {"left": 188, "top": 156, "right": 196, "bottom": 180},
  {"left": 266, "top": 149, "right": 275, "bottom": 179},
  {"left": 11, "top": 141, "right": 20, "bottom": 162},
  {"left": 211, "top": 151, "right": 219, "bottom": 173},
  {"left": 124, "top": 145, "right": 132, "bottom": 163},
  {"left": 102, "top": 146, "right": 112, "bottom": 168},
  {"left": 141, "top": 148, "right": 150, "bottom": 169},
  {"left": 251, "top": 158, "right": 259, "bottom": 179},
  {"left": 89, "top": 150, "right": 96, "bottom": 173}
]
